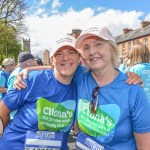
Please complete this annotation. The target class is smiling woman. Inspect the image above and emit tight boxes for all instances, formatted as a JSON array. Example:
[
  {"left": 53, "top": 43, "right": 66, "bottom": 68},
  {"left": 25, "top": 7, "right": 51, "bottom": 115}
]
[{"left": 74, "top": 26, "right": 150, "bottom": 150}]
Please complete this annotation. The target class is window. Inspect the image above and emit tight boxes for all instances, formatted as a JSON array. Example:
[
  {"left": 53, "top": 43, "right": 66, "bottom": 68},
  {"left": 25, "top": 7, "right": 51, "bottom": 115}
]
[
  {"left": 122, "top": 43, "right": 125, "bottom": 54},
  {"left": 144, "top": 37, "right": 148, "bottom": 46},
  {"left": 128, "top": 42, "right": 131, "bottom": 51}
]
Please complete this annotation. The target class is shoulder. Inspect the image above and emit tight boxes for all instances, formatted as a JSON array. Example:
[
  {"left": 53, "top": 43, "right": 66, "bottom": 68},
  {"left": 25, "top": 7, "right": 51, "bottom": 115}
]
[
  {"left": 74, "top": 65, "right": 90, "bottom": 84},
  {"left": 28, "top": 69, "right": 53, "bottom": 81},
  {"left": 9, "top": 68, "right": 22, "bottom": 79}
]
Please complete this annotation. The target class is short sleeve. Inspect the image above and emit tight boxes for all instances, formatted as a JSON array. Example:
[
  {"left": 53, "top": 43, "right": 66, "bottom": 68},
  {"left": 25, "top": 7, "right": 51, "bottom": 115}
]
[{"left": 129, "top": 85, "right": 150, "bottom": 133}]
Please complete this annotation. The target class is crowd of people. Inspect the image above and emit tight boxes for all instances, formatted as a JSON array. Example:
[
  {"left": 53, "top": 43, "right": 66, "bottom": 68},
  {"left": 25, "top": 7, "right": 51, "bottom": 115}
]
[{"left": 0, "top": 26, "right": 150, "bottom": 150}]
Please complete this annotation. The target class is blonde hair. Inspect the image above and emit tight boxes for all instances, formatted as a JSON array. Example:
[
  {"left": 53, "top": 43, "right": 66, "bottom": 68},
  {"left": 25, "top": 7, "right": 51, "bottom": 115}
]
[
  {"left": 2, "top": 58, "right": 15, "bottom": 67},
  {"left": 130, "top": 43, "right": 150, "bottom": 66},
  {"left": 124, "top": 53, "right": 131, "bottom": 67},
  {"left": 109, "top": 41, "right": 119, "bottom": 67}
]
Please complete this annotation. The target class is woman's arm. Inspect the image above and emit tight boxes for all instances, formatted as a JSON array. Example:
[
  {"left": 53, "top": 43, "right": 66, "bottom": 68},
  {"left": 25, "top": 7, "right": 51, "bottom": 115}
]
[{"left": 134, "top": 132, "right": 150, "bottom": 150}]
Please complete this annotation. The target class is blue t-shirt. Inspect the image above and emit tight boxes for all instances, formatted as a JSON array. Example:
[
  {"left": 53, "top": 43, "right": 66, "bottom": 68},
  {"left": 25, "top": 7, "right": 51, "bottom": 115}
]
[
  {"left": 7, "top": 67, "right": 22, "bottom": 119},
  {"left": 0, "top": 70, "right": 10, "bottom": 100},
  {"left": 0, "top": 70, "right": 77, "bottom": 150},
  {"left": 74, "top": 66, "right": 150, "bottom": 150},
  {"left": 128, "top": 63, "right": 150, "bottom": 102}
]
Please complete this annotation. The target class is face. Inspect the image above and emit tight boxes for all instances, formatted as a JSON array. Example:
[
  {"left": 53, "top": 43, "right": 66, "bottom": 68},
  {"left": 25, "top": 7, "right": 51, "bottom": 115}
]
[
  {"left": 52, "top": 46, "right": 80, "bottom": 83},
  {"left": 26, "top": 59, "right": 35, "bottom": 67},
  {"left": 81, "top": 36, "right": 114, "bottom": 71},
  {"left": 34, "top": 60, "right": 39, "bottom": 66},
  {"left": 7, "top": 63, "right": 15, "bottom": 72}
]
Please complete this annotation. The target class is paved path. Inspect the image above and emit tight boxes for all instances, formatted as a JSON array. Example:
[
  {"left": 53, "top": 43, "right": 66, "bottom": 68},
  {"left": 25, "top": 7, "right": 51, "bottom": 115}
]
[{"left": 68, "top": 130, "right": 77, "bottom": 150}]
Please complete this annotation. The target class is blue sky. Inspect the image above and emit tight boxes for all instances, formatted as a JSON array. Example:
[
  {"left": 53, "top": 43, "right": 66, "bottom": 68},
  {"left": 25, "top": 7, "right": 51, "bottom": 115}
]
[{"left": 23, "top": 0, "right": 150, "bottom": 58}]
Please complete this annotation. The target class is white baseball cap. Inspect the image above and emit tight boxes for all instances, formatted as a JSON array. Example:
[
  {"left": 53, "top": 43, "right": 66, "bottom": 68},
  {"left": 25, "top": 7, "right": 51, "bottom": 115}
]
[
  {"left": 51, "top": 35, "right": 78, "bottom": 56},
  {"left": 75, "top": 27, "right": 116, "bottom": 49}
]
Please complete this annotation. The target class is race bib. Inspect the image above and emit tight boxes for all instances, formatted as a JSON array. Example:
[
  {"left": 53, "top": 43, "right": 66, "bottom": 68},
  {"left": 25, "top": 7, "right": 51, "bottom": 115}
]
[
  {"left": 25, "top": 130, "right": 63, "bottom": 150},
  {"left": 76, "top": 132, "right": 111, "bottom": 150}
]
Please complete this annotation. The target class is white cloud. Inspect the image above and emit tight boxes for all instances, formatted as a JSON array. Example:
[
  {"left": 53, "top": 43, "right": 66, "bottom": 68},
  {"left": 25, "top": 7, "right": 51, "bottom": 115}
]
[
  {"left": 145, "top": 13, "right": 150, "bottom": 21},
  {"left": 24, "top": 8, "right": 145, "bottom": 59},
  {"left": 36, "top": 8, "right": 44, "bottom": 15},
  {"left": 40, "top": 0, "right": 49, "bottom": 5},
  {"left": 51, "top": 0, "right": 62, "bottom": 10}
]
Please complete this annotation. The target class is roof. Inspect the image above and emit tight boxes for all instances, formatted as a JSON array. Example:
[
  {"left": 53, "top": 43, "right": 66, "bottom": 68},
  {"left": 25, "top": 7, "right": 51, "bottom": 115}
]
[{"left": 115, "top": 24, "right": 150, "bottom": 43}]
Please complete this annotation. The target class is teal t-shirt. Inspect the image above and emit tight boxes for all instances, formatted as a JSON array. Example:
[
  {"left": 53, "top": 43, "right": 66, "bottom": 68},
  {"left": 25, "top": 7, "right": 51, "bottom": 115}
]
[
  {"left": 128, "top": 63, "right": 150, "bottom": 102},
  {"left": 0, "top": 70, "right": 10, "bottom": 101}
]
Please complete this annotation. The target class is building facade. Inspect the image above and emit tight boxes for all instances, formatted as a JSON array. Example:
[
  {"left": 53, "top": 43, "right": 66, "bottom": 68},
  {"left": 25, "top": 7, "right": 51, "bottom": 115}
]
[
  {"left": 44, "top": 50, "right": 50, "bottom": 65},
  {"left": 23, "top": 38, "right": 30, "bottom": 52},
  {"left": 115, "top": 21, "right": 150, "bottom": 55}
]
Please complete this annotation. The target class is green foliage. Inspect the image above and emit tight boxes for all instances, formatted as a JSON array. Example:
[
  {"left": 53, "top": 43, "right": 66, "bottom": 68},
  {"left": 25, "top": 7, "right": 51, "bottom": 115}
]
[{"left": 0, "top": 21, "right": 21, "bottom": 65}]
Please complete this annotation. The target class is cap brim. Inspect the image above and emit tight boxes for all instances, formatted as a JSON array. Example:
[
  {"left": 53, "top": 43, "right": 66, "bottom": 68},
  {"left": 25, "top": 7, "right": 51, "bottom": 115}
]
[
  {"left": 75, "top": 33, "right": 109, "bottom": 49},
  {"left": 52, "top": 45, "right": 78, "bottom": 56}
]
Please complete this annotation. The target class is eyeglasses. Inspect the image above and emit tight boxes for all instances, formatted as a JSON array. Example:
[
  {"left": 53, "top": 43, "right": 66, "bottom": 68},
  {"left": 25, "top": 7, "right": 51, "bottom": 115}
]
[{"left": 89, "top": 86, "right": 100, "bottom": 114}]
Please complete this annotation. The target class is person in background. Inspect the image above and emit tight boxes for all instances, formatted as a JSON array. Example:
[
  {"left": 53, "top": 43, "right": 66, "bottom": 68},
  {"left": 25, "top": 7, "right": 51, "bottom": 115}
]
[
  {"left": 0, "top": 66, "right": 2, "bottom": 71},
  {"left": 0, "top": 58, "right": 15, "bottom": 101},
  {"left": 34, "top": 56, "right": 43, "bottom": 66},
  {"left": 7, "top": 51, "right": 35, "bottom": 119},
  {"left": 73, "top": 26, "right": 150, "bottom": 150},
  {"left": 0, "top": 35, "right": 80, "bottom": 150},
  {"left": 123, "top": 53, "right": 131, "bottom": 72},
  {"left": 118, "top": 57, "right": 126, "bottom": 71},
  {"left": 128, "top": 42, "right": 150, "bottom": 102}
]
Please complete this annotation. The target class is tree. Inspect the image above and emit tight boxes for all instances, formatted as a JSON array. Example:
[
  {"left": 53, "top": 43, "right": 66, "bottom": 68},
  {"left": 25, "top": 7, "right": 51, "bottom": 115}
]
[
  {"left": 0, "top": 0, "right": 27, "bottom": 32},
  {"left": 0, "top": 0, "right": 27, "bottom": 64},
  {"left": 0, "top": 21, "right": 21, "bottom": 64}
]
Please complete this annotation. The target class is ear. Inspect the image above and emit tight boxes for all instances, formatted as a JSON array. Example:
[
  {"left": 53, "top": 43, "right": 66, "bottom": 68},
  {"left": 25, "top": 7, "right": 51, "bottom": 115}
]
[
  {"left": 50, "top": 56, "right": 54, "bottom": 65},
  {"left": 80, "top": 56, "right": 85, "bottom": 65}
]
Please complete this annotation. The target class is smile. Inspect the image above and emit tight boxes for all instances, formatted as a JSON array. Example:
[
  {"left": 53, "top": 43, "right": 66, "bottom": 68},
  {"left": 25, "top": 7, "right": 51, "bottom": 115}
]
[{"left": 61, "top": 63, "right": 72, "bottom": 67}]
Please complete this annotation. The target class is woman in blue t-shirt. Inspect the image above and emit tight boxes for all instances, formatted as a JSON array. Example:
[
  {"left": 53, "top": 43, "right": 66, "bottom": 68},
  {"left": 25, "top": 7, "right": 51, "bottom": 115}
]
[{"left": 74, "top": 27, "right": 150, "bottom": 150}]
